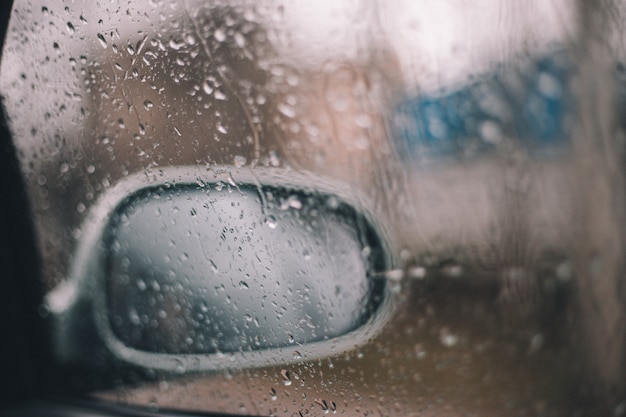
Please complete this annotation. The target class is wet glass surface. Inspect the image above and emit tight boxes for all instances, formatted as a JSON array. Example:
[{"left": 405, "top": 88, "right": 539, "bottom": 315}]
[
  {"left": 1, "top": 0, "right": 626, "bottom": 415},
  {"left": 105, "top": 184, "right": 385, "bottom": 354}
]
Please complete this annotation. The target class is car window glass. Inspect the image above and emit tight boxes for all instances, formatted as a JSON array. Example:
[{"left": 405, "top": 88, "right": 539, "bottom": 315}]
[{"left": 2, "top": 0, "right": 626, "bottom": 416}]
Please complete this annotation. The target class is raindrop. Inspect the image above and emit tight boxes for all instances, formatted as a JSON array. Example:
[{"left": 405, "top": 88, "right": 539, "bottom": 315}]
[
  {"left": 234, "top": 32, "right": 246, "bottom": 48},
  {"left": 86, "top": 165, "right": 95, "bottom": 174},
  {"left": 270, "top": 388, "right": 277, "bottom": 401},
  {"left": 128, "top": 309, "right": 140, "bottom": 325},
  {"left": 440, "top": 262, "right": 463, "bottom": 278},
  {"left": 280, "top": 369, "right": 292, "bottom": 386},
  {"left": 355, "top": 113, "right": 372, "bottom": 128},
  {"left": 127, "top": 43, "right": 135, "bottom": 55},
  {"left": 239, "top": 281, "right": 249, "bottom": 289},
  {"left": 143, "top": 99, "right": 154, "bottom": 110},
  {"left": 414, "top": 343, "right": 427, "bottom": 359},
  {"left": 278, "top": 102, "right": 296, "bottom": 118},
  {"left": 314, "top": 399, "right": 329, "bottom": 413},
  {"left": 293, "top": 350, "right": 302, "bottom": 360},
  {"left": 202, "top": 80, "right": 213, "bottom": 95},
  {"left": 264, "top": 214, "right": 277, "bottom": 229},
  {"left": 209, "top": 259, "right": 218, "bottom": 273},
  {"left": 174, "top": 359, "right": 186, "bottom": 375},
  {"left": 136, "top": 279, "right": 147, "bottom": 291},
  {"left": 408, "top": 266, "right": 426, "bottom": 279},
  {"left": 184, "top": 33, "right": 196, "bottom": 45},
  {"left": 168, "top": 39, "right": 185, "bottom": 50},
  {"left": 214, "top": 28, "right": 226, "bottom": 42},
  {"left": 214, "top": 89, "right": 226, "bottom": 100},
  {"left": 439, "top": 327, "right": 459, "bottom": 347},
  {"left": 385, "top": 269, "right": 404, "bottom": 281},
  {"left": 97, "top": 33, "right": 108, "bottom": 48},
  {"left": 269, "top": 150, "right": 280, "bottom": 167},
  {"left": 479, "top": 120, "right": 502, "bottom": 145},
  {"left": 538, "top": 72, "right": 562, "bottom": 98},
  {"left": 286, "top": 195, "right": 302, "bottom": 209},
  {"left": 148, "top": 400, "right": 159, "bottom": 412},
  {"left": 66, "top": 22, "right": 75, "bottom": 34},
  {"left": 234, "top": 155, "right": 247, "bottom": 167}
]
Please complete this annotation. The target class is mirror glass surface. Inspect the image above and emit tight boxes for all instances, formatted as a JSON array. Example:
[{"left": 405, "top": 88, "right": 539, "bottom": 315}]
[{"left": 105, "top": 184, "right": 385, "bottom": 354}]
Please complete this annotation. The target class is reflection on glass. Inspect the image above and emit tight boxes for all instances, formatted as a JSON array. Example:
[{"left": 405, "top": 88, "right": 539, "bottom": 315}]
[{"left": 105, "top": 184, "right": 386, "bottom": 354}]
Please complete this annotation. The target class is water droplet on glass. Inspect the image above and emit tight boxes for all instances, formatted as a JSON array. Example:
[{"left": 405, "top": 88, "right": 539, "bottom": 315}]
[
  {"left": 148, "top": 400, "right": 159, "bottom": 412},
  {"left": 233, "top": 155, "right": 247, "bottom": 167},
  {"left": 479, "top": 120, "right": 502, "bottom": 145},
  {"left": 232, "top": 32, "right": 245, "bottom": 48},
  {"left": 97, "top": 33, "right": 107, "bottom": 49},
  {"left": 202, "top": 80, "right": 213, "bottom": 95},
  {"left": 538, "top": 72, "right": 562, "bottom": 98},
  {"left": 66, "top": 22, "right": 75, "bottom": 34},
  {"left": 314, "top": 399, "right": 329, "bottom": 414},
  {"left": 284, "top": 195, "right": 302, "bottom": 210},
  {"left": 184, "top": 33, "right": 196, "bottom": 45},
  {"left": 408, "top": 266, "right": 426, "bottom": 279},
  {"left": 264, "top": 214, "right": 277, "bottom": 229},
  {"left": 278, "top": 102, "right": 296, "bottom": 118},
  {"left": 269, "top": 150, "right": 280, "bottom": 167},
  {"left": 414, "top": 343, "right": 427, "bottom": 359},
  {"left": 440, "top": 262, "right": 463, "bottom": 278},
  {"left": 270, "top": 388, "right": 277, "bottom": 401},
  {"left": 439, "top": 327, "right": 459, "bottom": 347},
  {"left": 166, "top": 39, "right": 182, "bottom": 50},
  {"left": 280, "top": 369, "right": 292, "bottom": 386},
  {"left": 214, "top": 28, "right": 226, "bottom": 42},
  {"left": 136, "top": 279, "right": 147, "bottom": 291},
  {"left": 174, "top": 359, "right": 186, "bottom": 375},
  {"left": 143, "top": 100, "right": 154, "bottom": 110},
  {"left": 386, "top": 269, "right": 404, "bottom": 281}
]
